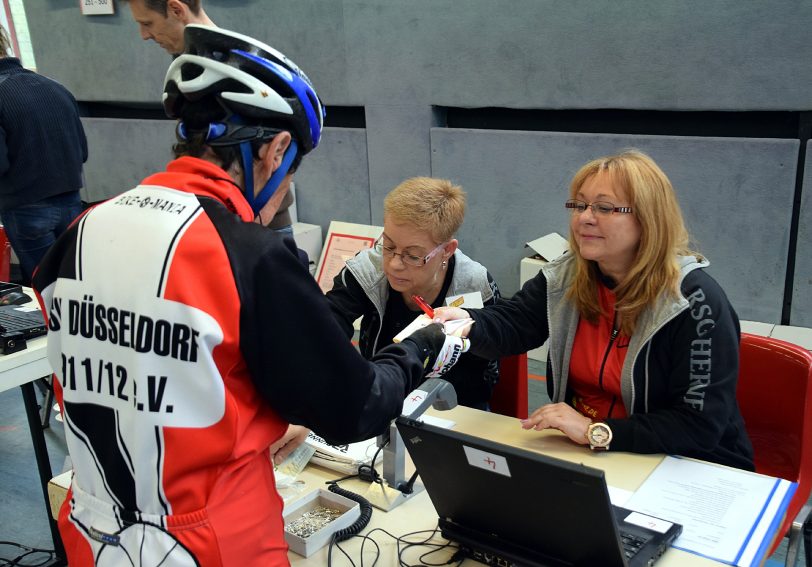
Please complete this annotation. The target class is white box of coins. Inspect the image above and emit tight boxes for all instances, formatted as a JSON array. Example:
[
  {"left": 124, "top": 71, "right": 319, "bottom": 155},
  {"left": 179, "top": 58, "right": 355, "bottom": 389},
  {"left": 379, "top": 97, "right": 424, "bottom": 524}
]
[{"left": 283, "top": 488, "right": 361, "bottom": 557}]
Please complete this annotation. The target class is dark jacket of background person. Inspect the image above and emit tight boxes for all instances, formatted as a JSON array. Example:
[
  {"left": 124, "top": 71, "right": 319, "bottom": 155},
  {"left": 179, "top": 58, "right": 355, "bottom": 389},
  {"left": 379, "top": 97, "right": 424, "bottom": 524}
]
[{"left": 0, "top": 57, "right": 87, "bottom": 211}]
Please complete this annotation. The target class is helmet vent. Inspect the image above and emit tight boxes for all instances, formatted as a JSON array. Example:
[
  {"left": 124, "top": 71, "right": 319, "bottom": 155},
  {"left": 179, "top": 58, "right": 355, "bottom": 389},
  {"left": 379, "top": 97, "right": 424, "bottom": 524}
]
[
  {"left": 181, "top": 64, "right": 204, "bottom": 82},
  {"left": 211, "top": 49, "right": 228, "bottom": 63}
]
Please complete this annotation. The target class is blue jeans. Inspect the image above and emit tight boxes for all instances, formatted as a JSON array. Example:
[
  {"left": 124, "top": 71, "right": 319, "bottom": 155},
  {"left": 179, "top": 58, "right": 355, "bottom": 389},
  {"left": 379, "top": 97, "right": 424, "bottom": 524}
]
[
  {"left": 272, "top": 225, "right": 293, "bottom": 235},
  {"left": 2, "top": 192, "right": 83, "bottom": 284}
]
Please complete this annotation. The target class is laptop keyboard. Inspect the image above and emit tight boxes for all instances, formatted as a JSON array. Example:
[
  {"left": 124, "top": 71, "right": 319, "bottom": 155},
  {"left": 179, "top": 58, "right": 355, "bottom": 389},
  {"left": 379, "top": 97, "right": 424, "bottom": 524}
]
[
  {"left": 0, "top": 310, "right": 44, "bottom": 333},
  {"left": 620, "top": 531, "right": 650, "bottom": 559}
]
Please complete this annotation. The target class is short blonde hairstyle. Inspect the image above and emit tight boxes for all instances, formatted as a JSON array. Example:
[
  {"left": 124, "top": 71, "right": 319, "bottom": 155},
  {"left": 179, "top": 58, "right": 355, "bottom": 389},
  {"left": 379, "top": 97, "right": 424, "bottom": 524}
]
[
  {"left": 383, "top": 177, "right": 466, "bottom": 243},
  {"left": 567, "top": 149, "right": 699, "bottom": 335}
]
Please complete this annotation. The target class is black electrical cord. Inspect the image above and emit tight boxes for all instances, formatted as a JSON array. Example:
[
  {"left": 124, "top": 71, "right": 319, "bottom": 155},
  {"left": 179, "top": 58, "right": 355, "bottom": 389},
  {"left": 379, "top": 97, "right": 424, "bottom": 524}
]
[
  {"left": 0, "top": 541, "right": 56, "bottom": 567},
  {"left": 323, "top": 440, "right": 454, "bottom": 567},
  {"left": 370, "top": 526, "right": 462, "bottom": 567},
  {"left": 325, "top": 524, "right": 461, "bottom": 567},
  {"left": 398, "top": 470, "right": 420, "bottom": 495},
  {"left": 324, "top": 443, "right": 385, "bottom": 566},
  {"left": 327, "top": 483, "right": 373, "bottom": 543},
  {"left": 356, "top": 443, "right": 385, "bottom": 485}
]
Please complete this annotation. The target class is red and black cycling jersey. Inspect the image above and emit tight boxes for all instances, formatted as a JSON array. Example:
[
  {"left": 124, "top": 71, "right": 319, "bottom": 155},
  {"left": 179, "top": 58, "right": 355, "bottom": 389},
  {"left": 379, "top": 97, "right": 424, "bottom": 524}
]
[{"left": 33, "top": 156, "right": 430, "bottom": 566}]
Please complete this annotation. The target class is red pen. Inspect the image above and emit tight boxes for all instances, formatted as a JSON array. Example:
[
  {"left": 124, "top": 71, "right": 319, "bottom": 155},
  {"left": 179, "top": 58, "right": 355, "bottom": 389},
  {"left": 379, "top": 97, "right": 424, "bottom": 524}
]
[{"left": 412, "top": 295, "right": 434, "bottom": 319}]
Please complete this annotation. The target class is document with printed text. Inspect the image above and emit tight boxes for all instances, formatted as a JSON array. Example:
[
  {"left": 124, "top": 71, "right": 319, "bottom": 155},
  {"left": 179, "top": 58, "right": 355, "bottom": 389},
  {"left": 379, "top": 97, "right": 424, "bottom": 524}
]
[{"left": 624, "top": 456, "right": 796, "bottom": 566}]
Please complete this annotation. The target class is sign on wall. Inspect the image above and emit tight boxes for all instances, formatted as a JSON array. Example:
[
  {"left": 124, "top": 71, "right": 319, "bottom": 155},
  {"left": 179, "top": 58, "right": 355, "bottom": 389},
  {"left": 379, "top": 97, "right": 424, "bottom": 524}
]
[{"left": 80, "top": 0, "right": 115, "bottom": 16}]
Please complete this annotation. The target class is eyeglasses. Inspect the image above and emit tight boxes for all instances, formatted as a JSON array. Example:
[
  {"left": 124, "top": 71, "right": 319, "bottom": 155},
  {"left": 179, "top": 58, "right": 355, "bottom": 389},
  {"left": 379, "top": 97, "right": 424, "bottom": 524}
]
[
  {"left": 375, "top": 240, "right": 446, "bottom": 267},
  {"left": 565, "top": 199, "right": 633, "bottom": 216}
]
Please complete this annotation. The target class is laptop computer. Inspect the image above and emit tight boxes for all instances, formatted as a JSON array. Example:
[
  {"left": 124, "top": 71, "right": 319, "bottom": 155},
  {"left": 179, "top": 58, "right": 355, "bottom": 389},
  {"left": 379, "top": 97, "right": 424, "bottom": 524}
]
[
  {"left": 396, "top": 417, "right": 682, "bottom": 567},
  {"left": 0, "top": 304, "right": 47, "bottom": 353}
]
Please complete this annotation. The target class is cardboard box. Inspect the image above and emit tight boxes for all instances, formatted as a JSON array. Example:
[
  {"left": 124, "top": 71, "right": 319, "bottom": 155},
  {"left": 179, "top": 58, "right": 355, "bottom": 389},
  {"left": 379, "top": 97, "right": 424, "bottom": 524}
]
[
  {"left": 768, "top": 325, "right": 812, "bottom": 351},
  {"left": 283, "top": 488, "right": 361, "bottom": 557},
  {"left": 740, "top": 320, "right": 776, "bottom": 338},
  {"left": 48, "top": 470, "right": 72, "bottom": 519},
  {"left": 520, "top": 233, "right": 569, "bottom": 293},
  {"left": 520, "top": 233, "right": 568, "bottom": 362},
  {"left": 292, "top": 222, "right": 323, "bottom": 276}
]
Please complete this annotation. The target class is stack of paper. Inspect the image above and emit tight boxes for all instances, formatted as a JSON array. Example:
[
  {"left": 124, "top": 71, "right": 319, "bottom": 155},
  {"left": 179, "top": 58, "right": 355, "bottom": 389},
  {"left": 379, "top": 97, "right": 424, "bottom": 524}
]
[
  {"left": 305, "top": 431, "right": 379, "bottom": 476},
  {"left": 624, "top": 456, "right": 796, "bottom": 567}
]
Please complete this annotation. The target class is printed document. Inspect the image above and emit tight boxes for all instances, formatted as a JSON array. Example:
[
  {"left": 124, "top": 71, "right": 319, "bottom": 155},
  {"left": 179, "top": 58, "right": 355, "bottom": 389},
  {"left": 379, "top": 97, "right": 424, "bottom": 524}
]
[{"left": 625, "top": 456, "right": 796, "bottom": 566}]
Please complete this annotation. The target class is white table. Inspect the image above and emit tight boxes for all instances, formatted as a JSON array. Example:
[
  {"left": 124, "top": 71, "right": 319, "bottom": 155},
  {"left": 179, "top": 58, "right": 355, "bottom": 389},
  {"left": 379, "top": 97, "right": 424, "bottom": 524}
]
[
  {"left": 287, "top": 406, "right": 770, "bottom": 566},
  {"left": 0, "top": 320, "right": 64, "bottom": 564}
]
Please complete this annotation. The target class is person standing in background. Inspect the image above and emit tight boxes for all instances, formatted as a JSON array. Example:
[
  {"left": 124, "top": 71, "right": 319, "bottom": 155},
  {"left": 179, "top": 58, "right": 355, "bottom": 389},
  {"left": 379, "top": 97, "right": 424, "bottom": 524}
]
[
  {"left": 0, "top": 24, "right": 87, "bottom": 285},
  {"left": 123, "top": 0, "right": 214, "bottom": 56},
  {"left": 122, "top": 0, "right": 297, "bottom": 233}
]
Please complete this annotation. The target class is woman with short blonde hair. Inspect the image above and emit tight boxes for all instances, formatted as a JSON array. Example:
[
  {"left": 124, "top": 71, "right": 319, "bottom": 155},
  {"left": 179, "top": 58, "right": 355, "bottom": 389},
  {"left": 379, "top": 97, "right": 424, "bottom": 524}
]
[{"left": 328, "top": 177, "right": 501, "bottom": 409}]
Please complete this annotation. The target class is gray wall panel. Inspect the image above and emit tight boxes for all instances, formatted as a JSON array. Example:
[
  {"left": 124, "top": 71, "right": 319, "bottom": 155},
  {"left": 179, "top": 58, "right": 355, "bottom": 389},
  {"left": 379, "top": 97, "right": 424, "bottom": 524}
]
[
  {"left": 25, "top": 0, "right": 354, "bottom": 104},
  {"left": 365, "top": 105, "right": 441, "bottom": 201},
  {"left": 343, "top": 1, "right": 812, "bottom": 111},
  {"left": 791, "top": 144, "right": 812, "bottom": 327},
  {"left": 80, "top": 121, "right": 367, "bottom": 227},
  {"left": 81, "top": 118, "right": 176, "bottom": 203},
  {"left": 27, "top": 2, "right": 167, "bottom": 101},
  {"left": 26, "top": 1, "right": 812, "bottom": 110},
  {"left": 431, "top": 129, "right": 798, "bottom": 323},
  {"left": 22, "top": 1, "right": 811, "bottom": 325},
  {"left": 293, "top": 128, "right": 371, "bottom": 229}
]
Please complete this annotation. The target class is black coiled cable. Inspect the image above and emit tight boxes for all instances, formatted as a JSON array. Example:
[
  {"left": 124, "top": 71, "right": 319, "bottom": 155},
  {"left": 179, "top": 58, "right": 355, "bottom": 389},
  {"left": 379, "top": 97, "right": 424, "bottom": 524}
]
[{"left": 326, "top": 483, "right": 373, "bottom": 542}]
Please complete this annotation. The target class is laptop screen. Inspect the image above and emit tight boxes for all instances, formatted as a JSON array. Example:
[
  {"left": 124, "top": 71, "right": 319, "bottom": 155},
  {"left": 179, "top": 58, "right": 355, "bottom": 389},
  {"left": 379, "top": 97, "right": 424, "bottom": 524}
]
[{"left": 396, "top": 416, "right": 681, "bottom": 567}]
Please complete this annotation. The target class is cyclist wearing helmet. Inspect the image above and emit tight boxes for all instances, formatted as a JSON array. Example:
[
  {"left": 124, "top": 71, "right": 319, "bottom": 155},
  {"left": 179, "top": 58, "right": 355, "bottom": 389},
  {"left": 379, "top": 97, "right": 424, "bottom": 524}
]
[
  {"left": 33, "top": 26, "right": 465, "bottom": 567},
  {"left": 122, "top": 0, "right": 297, "bottom": 233}
]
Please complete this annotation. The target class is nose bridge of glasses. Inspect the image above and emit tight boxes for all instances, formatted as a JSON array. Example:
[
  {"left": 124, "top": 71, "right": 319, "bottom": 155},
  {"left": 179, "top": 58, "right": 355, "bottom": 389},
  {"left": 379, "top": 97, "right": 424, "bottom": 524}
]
[
  {"left": 382, "top": 241, "right": 445, "bottom": 266},
  {"left": 568, "top": 199, "right": 609, "bottom": 217},
  {"left": 381, "top": 246, "right": 422, "bottom": 266}
]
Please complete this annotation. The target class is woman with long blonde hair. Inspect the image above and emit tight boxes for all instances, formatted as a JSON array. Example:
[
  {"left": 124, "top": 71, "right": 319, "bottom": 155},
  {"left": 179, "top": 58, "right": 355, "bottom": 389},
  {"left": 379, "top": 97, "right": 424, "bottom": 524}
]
[{"left": 435, "top": 150, "right": 753, "bottom": 470}]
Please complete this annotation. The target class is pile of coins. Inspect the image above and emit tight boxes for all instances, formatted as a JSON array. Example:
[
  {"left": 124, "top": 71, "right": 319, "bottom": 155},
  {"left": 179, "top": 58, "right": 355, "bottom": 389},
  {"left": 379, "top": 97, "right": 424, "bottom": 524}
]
[{"left": 286, "top": 506, "right": 343, "bottom": 538}]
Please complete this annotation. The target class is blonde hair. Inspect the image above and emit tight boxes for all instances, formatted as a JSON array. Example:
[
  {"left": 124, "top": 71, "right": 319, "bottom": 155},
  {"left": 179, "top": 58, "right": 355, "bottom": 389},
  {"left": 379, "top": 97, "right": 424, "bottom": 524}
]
[
  {"left": 383, "top": 177, "right": 466, "bottom": 243},
  {"left": 567, "top": 149, "right": 699, "bottom": 335},
  {"left": 0, "top": 25, "right": 10, "bottom": 56}
]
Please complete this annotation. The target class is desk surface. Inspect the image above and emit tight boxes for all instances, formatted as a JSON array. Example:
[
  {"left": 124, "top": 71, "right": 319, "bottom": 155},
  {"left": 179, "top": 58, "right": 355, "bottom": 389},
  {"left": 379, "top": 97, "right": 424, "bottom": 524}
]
[
  {"left": 0, "top": 335, "right": 49, "bottom": 392},
  {"left": 288, "top": 406, "right": 727, "bottom": 566},
  {"left": 0, "top": 288, "right": 50, "bottom": 393}
]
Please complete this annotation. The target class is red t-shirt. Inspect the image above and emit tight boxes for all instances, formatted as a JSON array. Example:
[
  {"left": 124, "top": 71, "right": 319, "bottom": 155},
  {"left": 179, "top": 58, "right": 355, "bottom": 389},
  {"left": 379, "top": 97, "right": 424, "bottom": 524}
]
[{"left": 568, "top": 283, "right": 630, "bottom": 420}]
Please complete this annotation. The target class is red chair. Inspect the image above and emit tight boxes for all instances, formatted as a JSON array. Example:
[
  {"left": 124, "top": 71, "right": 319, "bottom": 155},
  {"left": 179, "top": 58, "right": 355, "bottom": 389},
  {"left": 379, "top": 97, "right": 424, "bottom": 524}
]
[
  {"left": 737, "top": 333, "right": 812, "bottom": 566},
  {"left": 0, "top": 225, "right": 10, "bottom": 282},
  {"left": 490, "top": 353, "right": 529, "bottom": 419}
]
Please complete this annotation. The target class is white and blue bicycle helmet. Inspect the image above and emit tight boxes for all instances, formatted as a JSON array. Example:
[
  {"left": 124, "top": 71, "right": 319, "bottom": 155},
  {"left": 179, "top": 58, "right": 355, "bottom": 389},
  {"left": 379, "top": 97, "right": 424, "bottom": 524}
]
[{"left": 163, "top": 25, "right": 325, "bottom": 215}]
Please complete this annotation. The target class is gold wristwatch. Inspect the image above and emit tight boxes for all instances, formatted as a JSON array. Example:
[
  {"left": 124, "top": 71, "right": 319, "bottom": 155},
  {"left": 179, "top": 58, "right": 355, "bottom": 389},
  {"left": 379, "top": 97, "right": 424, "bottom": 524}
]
[{"left": 586, "top": 422, "right": 612, "bottom": 451}]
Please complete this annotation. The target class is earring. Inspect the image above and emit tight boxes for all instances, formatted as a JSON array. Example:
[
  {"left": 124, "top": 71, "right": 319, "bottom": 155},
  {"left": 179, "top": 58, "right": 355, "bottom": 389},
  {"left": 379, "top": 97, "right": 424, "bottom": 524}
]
[{"left": 442, "top": 260, "right": 448, "bottom": 269}]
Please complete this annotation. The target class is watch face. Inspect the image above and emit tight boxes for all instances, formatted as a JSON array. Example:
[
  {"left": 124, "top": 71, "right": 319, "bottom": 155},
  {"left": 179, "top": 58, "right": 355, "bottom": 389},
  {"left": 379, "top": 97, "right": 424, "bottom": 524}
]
[{"left": 589, "top": 423, "right": 612, "bottom": 446}]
